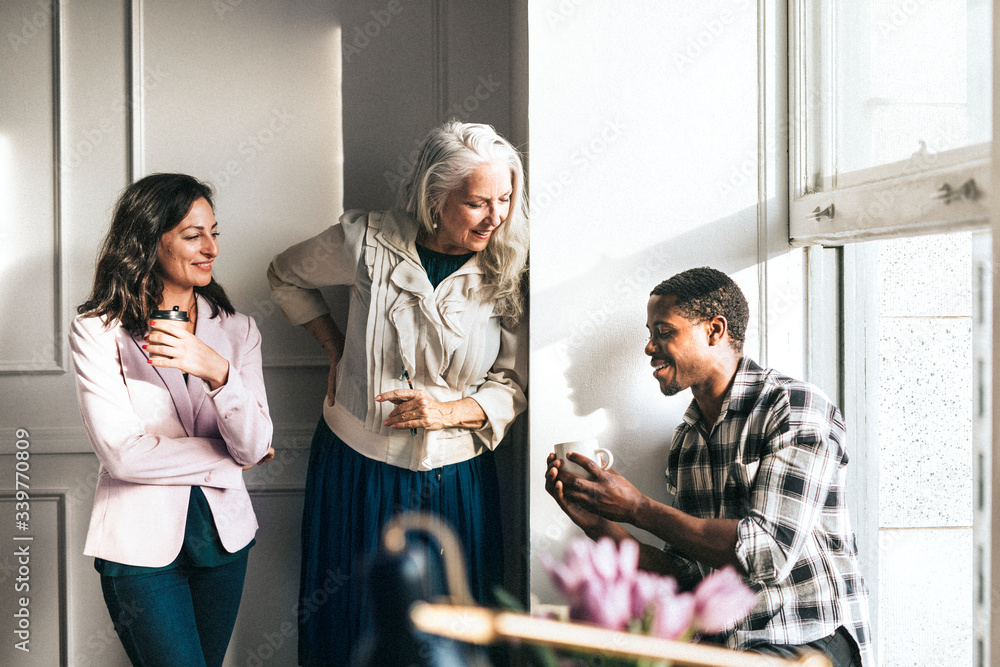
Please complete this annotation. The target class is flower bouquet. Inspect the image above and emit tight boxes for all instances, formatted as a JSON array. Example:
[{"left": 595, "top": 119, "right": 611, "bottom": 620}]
[{"left": 535, "top": 536, "right": 758, "bottom": 666}]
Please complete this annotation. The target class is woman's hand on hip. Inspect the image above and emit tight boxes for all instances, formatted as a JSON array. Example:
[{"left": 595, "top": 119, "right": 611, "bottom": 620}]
[
  {"left": 302, "top": 314, "right": 343, "bottom": 407},
  {"left": 243, "top": 447, "right": 275, "bottom": 471},
  {"left": 145, "top": 319, "right": 230, "bottom": 390},
  {"left": 325, "top": 353, "right": 339, "bottom": 407},
  {"left": 375, "top": 391, "right": 486, "bottom": 431}
]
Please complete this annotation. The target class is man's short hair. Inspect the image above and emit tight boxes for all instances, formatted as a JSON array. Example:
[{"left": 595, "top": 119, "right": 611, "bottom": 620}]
[{"left": 650, "top": 267, "right": 749, "bottom": 352}]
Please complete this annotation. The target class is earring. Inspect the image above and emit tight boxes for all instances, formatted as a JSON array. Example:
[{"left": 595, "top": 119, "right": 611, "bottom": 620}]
[{"left": 431, "top": 212, "right": 439, "bottom": 231}]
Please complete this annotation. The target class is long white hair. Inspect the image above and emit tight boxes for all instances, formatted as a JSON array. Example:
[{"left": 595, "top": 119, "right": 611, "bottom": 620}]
[{"left": 398, "top": 121, "right": 529, "bottom": 324}]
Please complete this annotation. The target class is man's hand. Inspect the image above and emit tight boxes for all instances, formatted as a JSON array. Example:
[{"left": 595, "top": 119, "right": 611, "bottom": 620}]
[
  {"left": 545, "top": 454, "right": 694, "bottom": 577},
  {"left": 544, "top": 453, "right": 613, "bottom": 536},
  {"left": 557, "top": 452, "right": 647, "bottom": 524},
  {"left": 549, "top": 454, "right": 742, "bottom": 575}
]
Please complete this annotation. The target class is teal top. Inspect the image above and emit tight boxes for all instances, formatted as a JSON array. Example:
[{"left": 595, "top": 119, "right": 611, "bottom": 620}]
[
  {"left": 416, "top": 244, "right": 475, "bottom": 288},
  {"left": 94, "top": 486, "right": 253, "bottom": 576}
]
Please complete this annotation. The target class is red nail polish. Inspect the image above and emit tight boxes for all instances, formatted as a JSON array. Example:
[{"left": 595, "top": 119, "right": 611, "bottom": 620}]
[
  {"left": 150, "top": 321, "right": 156, "bottom": 326},
  {"left": 147, "top": 359, "right": 152, "bottom": 364},
  {"left": 142, "top": 345, "right": 147, "bottom": 350}
]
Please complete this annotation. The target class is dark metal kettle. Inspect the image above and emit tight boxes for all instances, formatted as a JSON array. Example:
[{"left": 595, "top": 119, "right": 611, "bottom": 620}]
[{"left": 350, "top": 512, "right": 492, "bottom": 667}]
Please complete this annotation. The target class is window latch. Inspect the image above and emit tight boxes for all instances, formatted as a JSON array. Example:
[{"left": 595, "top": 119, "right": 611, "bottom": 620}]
[
  {"left": 807, "top": 204, "right": 835, "bottom": 222},
  {"left": 933, "top": 179, "right": 980, "bottom": 204}
]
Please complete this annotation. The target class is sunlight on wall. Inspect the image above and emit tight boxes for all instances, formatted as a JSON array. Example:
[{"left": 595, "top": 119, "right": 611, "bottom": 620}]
[
  {"left": 528, "top": 0, "right": 770, "bottom": 604},
  {"left": 529, "top": 4, "right": 761, "bottom": 292}
]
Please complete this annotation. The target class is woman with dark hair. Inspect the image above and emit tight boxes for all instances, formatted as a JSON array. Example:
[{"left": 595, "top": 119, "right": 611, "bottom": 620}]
[
  {"left": 269, "top": 120, "right": 529, "bottom": 665},
  {"left": 70, "top": 173, "right": 274, "bottom": 667}
]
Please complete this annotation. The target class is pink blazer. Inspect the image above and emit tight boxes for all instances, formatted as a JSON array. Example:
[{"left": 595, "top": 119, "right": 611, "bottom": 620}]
[{"left": 69, "top": 297, "right": 273, "bottom": 567}]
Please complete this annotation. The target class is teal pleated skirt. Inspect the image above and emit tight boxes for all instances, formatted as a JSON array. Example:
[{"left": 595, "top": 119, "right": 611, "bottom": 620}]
[{"left": 297, "top": 417, "right": 504, "bottom": 666}]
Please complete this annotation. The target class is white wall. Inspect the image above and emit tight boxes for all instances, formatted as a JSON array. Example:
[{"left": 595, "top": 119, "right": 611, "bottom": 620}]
[
  {"left": 0, "top": 1, "right": 518, "bottom": 665},
  {"left": 526, "top": 0, "right": 801, "bottom": 603}
]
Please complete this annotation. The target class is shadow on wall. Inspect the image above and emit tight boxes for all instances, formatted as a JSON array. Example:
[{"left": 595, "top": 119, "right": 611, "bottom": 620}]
[
  {"left": 532, "top": 202, "right": 764, "bottom": 351},
  {"left": 531, "top": 203, "right": 766, "bottom": 503}
]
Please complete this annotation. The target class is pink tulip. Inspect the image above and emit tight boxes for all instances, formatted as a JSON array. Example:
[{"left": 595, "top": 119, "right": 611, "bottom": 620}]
[
  {"left": 565, "top": 537, "right": 598, "bottom": 566},
  {"left": 630, "top": 571, "right": 695, "bottom": 639},
  {"left": 575, "top": 577, "right": 633, "bottom": 630},
  {"left": 617, "top": 538, "right": 639, "bottom": 580},
  {"left": 542, "top": 539, "right": 601, "bottom": 600},
  {"left": 546, "top": 537, "right": 717, "bottom": 639},
  {"left": 544, "top": 537, "right": 642, "bottom": 601},
  {"left": 541, "top": 552, "right": 587, "bottom": 600},
  {"left": 691, "top": 566, "right": 757, "bottom": 634},
  {"left": 650, "top": 590, "right": 696, "bottom": 640},
  {"left": 565, "top": 540, "right": 599, "bottom": 578},
  {"left": 630, "top": 571, "right": 670, "bottom": 618},
  {"left": 590, "top": 537, "right": 621, "bottom": 582}
]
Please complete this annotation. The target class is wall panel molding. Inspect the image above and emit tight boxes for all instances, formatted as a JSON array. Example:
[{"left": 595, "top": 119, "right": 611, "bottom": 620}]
[
  {"left": 262, "top": 357, "right": 329, "bottom": 370},
  {"left": 52, "top": 0, "right": 64, "bottom": 375},
  {"left": 0, "top": 0, "right": 65, "bottom": 374},
  {"left": 0, "top": 493, "right": 67, "bottom": 666},
  {"left": 127, "top": 0, "right": 144, "bottom": 180},
  {"left": 433, "top": 0, "right": 448, "bottom": 122},
  {"left": 19, "top": 425, "right": 316, "bottom": 455}
]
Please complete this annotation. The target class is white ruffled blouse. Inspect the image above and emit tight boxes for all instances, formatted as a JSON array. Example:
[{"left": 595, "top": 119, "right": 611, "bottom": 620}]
[{"left": 267, "top": 208, "right": 526, "bottom": 471}]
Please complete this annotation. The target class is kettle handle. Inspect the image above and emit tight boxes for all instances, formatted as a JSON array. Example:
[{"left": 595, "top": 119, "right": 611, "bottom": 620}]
[{"left": 382, "top": 512, "right": 476, "bottom": 606}]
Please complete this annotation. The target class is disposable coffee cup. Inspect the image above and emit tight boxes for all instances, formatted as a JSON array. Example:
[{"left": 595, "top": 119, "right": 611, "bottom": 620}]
[
  {"left": 151, "top": 306, "right": 190, "bottom": 322},
  {"left": 554, "top": 439, "right": 614, "bottom": 480},
  {"left": 149, "top": 307, "right": 189, "bottom": 359}
]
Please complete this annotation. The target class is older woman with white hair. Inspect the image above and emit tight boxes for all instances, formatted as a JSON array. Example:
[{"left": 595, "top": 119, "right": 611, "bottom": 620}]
[{"left": 268, "top": 121, "right": 528, "bottom": 666}]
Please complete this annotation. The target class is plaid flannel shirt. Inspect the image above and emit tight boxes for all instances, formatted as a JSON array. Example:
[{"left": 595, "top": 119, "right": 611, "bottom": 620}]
[{"left": 663, "top": 357, "right": 871, "bottom": 660}]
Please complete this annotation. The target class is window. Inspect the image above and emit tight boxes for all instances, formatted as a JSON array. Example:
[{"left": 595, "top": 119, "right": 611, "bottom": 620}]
[
  {"left": 868, "top": 231, "right": 985, "bottom": 664},
  {"left": 789, "top": 0, "right": 991, "bottom": 244},
  {"left": 791, "top": 1, "right": 993, "bottom": 663}
]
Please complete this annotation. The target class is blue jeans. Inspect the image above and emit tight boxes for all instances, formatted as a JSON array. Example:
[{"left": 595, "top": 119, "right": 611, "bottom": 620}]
[{"left": 100, "top": 553, "right": 248, "bottom": 667}]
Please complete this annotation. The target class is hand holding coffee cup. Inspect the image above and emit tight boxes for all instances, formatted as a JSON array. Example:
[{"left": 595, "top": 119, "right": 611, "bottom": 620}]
[
  {"left": 148, "top": 307, "right": 190, "bottom": 360},
  {"left": 553, "top": 439, "right": 614, "bottom": 480},
  {"left": 147, "top": 307, "right": 230, "bottom": 389}
]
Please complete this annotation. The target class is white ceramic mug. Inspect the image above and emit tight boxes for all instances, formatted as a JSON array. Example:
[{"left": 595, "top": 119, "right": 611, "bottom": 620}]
[{"left": 554, "top": 439, "right": 614, "bottom": 480}]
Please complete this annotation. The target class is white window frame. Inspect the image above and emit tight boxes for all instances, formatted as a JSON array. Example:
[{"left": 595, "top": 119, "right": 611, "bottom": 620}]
[
  {"left": 787, "top": 1, "right": 991, "bottom": 247},
  {"left": 988, "top": 5, "right": 1000, "bottom": 658},
  {"left": 788, "top": 0, "right": 996, "bottom": 662}
]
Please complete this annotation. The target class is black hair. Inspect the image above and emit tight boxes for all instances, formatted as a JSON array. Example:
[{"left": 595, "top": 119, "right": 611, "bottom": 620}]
[{"left": 650, "top": 267, "right": 748, "bottom": 351}]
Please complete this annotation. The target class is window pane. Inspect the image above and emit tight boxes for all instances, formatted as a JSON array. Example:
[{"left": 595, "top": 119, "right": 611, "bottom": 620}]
[
  {"left": 866, "top": 231, "right": 983, "bottom": 664},
  {"left": 804, "top": 0, "right": 990, "bottom": 191}
]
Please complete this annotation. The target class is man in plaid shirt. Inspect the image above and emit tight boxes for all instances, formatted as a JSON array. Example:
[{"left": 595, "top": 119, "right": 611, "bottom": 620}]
[{"left": 546, "top": 267, "right": 871, "bottom": 665}]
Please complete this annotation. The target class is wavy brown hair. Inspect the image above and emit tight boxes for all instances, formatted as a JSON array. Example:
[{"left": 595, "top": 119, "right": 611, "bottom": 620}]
[{"left": 78, "top": 173, "right": 234, "bottom": 336}]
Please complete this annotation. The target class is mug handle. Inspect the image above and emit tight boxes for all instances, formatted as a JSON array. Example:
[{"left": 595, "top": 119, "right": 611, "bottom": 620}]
[{"left": 594, "top": 448, "right": 614, "bottom": 470}]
